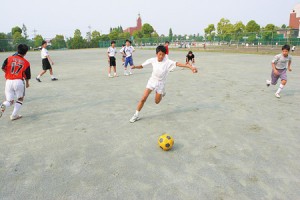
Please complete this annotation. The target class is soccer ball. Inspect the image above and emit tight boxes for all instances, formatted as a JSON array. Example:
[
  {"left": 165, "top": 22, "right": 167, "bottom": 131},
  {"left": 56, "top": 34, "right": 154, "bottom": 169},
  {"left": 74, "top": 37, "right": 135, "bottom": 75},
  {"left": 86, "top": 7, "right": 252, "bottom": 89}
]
[{"left": 158, "top": 134, "right": 174, "bottom": 151}]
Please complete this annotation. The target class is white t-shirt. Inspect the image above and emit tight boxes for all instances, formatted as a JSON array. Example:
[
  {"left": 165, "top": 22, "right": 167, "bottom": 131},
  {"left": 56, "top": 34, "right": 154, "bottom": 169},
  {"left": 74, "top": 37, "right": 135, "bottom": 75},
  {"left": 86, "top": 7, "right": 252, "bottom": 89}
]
[
  {"left": 124, "top": 46, "right": 135, "bottom": 57},
  {"left": 142, "top": 57, "right": 177, "bottom": 82},
  {"left": 41, "top": 48, "right": 49, "bottom": 59},
  {"left": 107, "top": 47, "right": 117, "bottom": 57},
  {"left": 272, "top": 54, "right": 292, "bottom": 70}
]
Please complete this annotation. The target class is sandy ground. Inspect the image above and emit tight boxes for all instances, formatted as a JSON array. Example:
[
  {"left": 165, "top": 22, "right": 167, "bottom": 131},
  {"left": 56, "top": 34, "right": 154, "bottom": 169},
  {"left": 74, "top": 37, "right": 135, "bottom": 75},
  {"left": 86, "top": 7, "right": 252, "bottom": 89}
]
[{"left": 0, "top": 48, "right": 299, "bottom": 200}]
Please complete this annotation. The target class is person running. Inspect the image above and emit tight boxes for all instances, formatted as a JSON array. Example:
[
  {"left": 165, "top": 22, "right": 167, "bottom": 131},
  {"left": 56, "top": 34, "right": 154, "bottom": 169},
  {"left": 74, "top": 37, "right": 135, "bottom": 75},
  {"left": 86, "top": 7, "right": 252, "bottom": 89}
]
[
  {"left": 0, "top": 44, "right": 31, "bottom": 120},
  {"left": 129, "top": 45, "right": 198, "bottom": 123}
]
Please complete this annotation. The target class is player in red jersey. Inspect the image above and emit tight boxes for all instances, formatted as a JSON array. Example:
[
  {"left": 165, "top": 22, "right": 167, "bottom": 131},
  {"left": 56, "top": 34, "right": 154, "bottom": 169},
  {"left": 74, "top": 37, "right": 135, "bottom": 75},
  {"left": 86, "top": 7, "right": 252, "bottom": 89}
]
[
  {"left": 165, "top": 41, "right": 169, "bottom": 58},
  {"left": 0, "top": 44, "right": 31, "bottom": 120}
]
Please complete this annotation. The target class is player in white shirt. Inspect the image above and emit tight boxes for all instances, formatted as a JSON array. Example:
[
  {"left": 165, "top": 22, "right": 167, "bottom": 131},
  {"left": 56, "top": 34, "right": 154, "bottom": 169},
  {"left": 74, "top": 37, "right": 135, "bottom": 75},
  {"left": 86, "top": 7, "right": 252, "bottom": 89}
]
[
  {"left": 122, "top": 40, "right": 135, "bottom": 76},
  {"left": 129, "top": 45, "right": 198, "bottom": 123},
  {"left": 36, "top": 40, "right": 57, "bottom": 82},
  {"left": 107, "top": 41, "right": 118, "bottom": 78}
]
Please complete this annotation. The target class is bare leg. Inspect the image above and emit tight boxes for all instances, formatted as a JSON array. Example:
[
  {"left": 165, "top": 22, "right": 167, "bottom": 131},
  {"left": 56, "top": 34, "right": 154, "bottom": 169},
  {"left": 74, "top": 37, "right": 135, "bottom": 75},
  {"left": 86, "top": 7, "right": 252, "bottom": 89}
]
[
  {"left": 49, "top": 68, "right": 53, "bottom": 76},
  {"left": 137, "top": 89, "right": 152, "bottom": 111},
  {"left": 38, "top": 70, "right": 47, "bottom": 77},
  {"left": 155, "top": 92, "right": 163, "bottom": 104}
]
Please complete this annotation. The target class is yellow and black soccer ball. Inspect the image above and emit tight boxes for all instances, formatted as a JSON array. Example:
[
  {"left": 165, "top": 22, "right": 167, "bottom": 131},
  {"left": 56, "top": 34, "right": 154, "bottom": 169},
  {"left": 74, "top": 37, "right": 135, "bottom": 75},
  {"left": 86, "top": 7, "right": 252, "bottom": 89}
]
[{"left": 158, "top": 134, "right": 174, "bottom": 151}]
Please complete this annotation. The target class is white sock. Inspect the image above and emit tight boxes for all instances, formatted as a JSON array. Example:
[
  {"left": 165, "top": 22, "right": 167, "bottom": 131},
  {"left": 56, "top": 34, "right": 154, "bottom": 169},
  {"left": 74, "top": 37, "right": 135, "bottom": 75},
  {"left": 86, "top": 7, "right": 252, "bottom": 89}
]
[
  {"left": 114, "top": 73, "right": 117, "bottom": 76},
  {"left": 2, "top": 101, "right": 11, "bottom": 107},
  {"left": 51, "top": 75, "right": 55, "bottom": 79},
  {"left": 135, "top": 110, "right": 139, "bottom": 116},
  {"left": 12, "top": 101, "right": 22, "bottom": 116},
  {"left": 124, "top": 68, "right": 127, "bottom": 73},
  {"left": 37, "top": 75, "right": 41, "bottom": 78},
  {"left": 276, "top": 84, "right": 284, "bottom": 94}
]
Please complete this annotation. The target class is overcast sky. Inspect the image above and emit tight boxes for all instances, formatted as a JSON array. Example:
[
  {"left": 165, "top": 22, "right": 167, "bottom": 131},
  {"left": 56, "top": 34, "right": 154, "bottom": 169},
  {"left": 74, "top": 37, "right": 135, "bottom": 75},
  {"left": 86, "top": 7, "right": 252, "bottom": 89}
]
[{"left": 0, "top": 0, "right": 299, "bottom": 39}]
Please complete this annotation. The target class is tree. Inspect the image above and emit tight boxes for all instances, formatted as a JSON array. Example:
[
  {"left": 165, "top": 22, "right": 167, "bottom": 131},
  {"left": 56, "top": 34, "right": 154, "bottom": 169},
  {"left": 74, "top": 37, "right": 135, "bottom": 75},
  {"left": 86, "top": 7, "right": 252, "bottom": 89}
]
[
  {"left": 168, "top": 28, "right": 173, "bottom": 41},
  {"left": 33, "top": 35, "right": 43, "bottom": 47},
  {"left": 22, "top": 24, "right": 28, "bottom": 39},
  {"left": 246, "top": 20, "right": 260, "bottom": 33},
  {"left": 118, "top": 32, "right": 130, "bottom": 40},
  {"left": 90, "top": 30, "right": 101, "bottom": 47},
  {"left": 108, "top": 29, "right": 120, "bottom": 40},
  {"left": 217, "top": 18, "right": 233, "bottom": 41},
  {"left": 51, "top": 35, "right": 66, "bottom": 49},
  {"left": 71, "top": 29, "right": 86, "bottom": 49},
  {"left": 12, "top": 26, "right": 22, "bottom": 35},
  {"left": 12, "top": 32, "right": 26, "bottom": 46},
  {"left": 261, "top": 24, "right": 277, "bottom": 42},
  {"left": 204, "top": 24, "right": 215, "bottom": 42},
  {"left": 133, "top": 30, "right": 144, "bottom": 39},
  {"left": 233, "top": 21, "right": 245, "bottom": 40},
  {"left": 281, "top": 24, "right": 287, "bottom": 29},
  {"left": 142, "top": 23, "right": 155, "bottom": 38},
  {"left": 0, "top": 32, "right": 11, "bottom": 51}
]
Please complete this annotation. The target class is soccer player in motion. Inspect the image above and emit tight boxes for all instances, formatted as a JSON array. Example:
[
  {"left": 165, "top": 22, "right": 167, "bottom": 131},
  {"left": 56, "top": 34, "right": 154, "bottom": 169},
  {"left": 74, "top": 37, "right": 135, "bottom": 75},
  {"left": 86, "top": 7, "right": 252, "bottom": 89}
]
[
  {"left": 129, "top": 45, "right": 198, "bottom": 123},
  {"left": 266, "top": 45, "right": 292, "bottom": 98},
  {"left": 36, "top": 40, "right": 58, "bottom": 82},
  {"left": 107, "top": 41, "right": 118, "bottom": 78},
  {"left": 0, "top": 44, "right": 31, "bottom": 120}
]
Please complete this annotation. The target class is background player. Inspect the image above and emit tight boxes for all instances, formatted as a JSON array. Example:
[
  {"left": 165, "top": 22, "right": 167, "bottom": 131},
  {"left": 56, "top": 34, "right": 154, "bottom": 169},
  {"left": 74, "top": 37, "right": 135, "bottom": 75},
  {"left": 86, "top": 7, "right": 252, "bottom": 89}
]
[
  {"left": 0, "top": 44, "right": 31, "bottom": 120},
  {"left": 122, "top": 40, "right": 135, "bottom": 76},
  {"left": 120, "top": 44, "right": 126, "bottom": 67},
  {"left": 129, "top": 45, "right": 198, "bottom": 123},
  {"left": 266, "top": 44, "right": 292, "bottom": 98},
  {"left": 36, "top": 40, "right": 58, "bottom": 82},
  {"left": 107, "top": 41, "right": 118, "bottom": 78},
  {"left": 186, "top": 51, "right": 195, "bottom": 66}
]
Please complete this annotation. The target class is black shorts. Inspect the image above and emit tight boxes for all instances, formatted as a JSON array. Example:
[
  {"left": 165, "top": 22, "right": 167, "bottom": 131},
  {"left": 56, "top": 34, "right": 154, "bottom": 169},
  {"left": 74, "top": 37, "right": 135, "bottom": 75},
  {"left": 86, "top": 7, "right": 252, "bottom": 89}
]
[
  {"left": 109, "top": 57, "right": 116, "bottom": 67},
  {"left": 42, "top": 58, "right": 52, "bottom": 70}
]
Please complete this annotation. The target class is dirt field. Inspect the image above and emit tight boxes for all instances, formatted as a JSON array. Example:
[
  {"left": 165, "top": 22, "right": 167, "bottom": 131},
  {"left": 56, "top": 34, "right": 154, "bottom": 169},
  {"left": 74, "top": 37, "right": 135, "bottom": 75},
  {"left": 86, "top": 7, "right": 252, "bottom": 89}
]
[{"left": 0, "top": 48, "right": 299, "bottom": 200}]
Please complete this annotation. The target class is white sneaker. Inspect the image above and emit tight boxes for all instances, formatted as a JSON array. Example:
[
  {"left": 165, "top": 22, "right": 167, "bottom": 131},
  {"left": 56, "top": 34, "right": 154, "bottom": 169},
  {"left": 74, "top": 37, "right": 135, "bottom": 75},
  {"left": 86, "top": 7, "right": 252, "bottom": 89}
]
[
  {"left": 129, "top": 114, "right": 139, "bottom": 123},
  {"left": 108, "top": 74, "right": 114, "bottom": 78},
  {"left": 266, "top": 80, "right": 271, "bottom": 87},
  {"left": 275, "top": 93, "right": 280, "bottom": 98},
  {"left": 0, "top": 104, "right": 6, "bottom": 118},
  {"left": 129, "top": 71, "right": 133, "bottom": 75},
  {"left": 124, "top": 72, "right": 129, "bottom": 76},
  {"left": 114, "top": 73, "right": 119, "bottom": 77},
  {"left": 10, "top": 115, "right": 22, "bottom": 121}
]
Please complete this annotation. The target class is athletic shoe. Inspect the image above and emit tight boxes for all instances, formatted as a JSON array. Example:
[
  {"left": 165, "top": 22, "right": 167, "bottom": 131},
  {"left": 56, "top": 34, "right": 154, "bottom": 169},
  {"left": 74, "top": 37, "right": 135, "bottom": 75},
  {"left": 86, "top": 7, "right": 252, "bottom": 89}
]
[
  {"left": 0, "top": 104, "right": 6, "bottom": 118},
  {"left": 108, "top": 74, "right": 114, "bottom": 78},
  {"left": 114, "top": 74, "right": 119, "bottom": 77},
  {"left": 129, "top": 71, "right": 133, "bottom": 75},
  {"left": 36, "top": 77, "right": 41, "bottom": 82},
  {"left": 51, "top": 78, "right": 58, "bottom": 81},
  {"left": 275, "top": 93, "right": 280, "bottom": 98},
  {"left": 266, "top": 80, "right": 271, "bottom": 87},
  {"left": 10, "top": 115, "right": 22, "bottom": 121},
  {"left": 124, "top": 72, "right": 129, "bottom": 76},
  {"left": 162, "top": 91, "right": 166, "bottom": 97},
  {"left": 129, "top": 114, "right": 140, "bottom": 123}
]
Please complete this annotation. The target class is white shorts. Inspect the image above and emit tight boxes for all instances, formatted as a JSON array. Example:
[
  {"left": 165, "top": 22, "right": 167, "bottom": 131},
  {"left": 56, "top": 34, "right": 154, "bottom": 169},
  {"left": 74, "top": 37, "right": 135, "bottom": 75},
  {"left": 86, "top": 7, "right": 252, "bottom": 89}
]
[
  {"left": 5, "top": 79, "right": 25, "bottom": 101},
  {"left": 146, "top": 79, "right": 165, "bottom": 94}
]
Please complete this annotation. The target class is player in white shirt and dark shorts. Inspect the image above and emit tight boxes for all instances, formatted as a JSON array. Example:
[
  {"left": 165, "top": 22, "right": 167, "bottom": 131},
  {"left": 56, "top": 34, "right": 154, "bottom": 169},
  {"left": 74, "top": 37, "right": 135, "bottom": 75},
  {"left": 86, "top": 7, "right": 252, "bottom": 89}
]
[
  {"left": 107, "top": 41, "right": 118, "bottom": 78},
  {"left": 129, "top": 45, "right": 198, "bottom": 123},
  {"left": 36, "top": 40, "right": 58, "bottom": 82}
]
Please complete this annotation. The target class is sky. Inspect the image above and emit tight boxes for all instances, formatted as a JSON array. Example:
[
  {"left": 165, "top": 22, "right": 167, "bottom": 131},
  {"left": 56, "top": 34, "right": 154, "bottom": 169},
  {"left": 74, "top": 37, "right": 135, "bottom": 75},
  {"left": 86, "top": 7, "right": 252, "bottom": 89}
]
[{"left": 0, "top": 0, "right": 299, "bottom": 39}]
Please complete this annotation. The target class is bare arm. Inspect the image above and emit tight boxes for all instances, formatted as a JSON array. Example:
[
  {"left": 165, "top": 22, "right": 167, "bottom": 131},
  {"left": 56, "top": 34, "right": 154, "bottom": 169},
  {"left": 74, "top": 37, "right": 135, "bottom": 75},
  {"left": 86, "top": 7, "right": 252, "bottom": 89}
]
[
  {"left": 131, "top": 65, "right": 143, "bottom": 69},
  {"left": 288, "top": 60, "right": 292, "bottom": 71},
  {"left": 176, "top": 62, "right": 198, "bottom": 73},
  {"left": 47, "top": 55, "right": 54, "bottom": 65}
]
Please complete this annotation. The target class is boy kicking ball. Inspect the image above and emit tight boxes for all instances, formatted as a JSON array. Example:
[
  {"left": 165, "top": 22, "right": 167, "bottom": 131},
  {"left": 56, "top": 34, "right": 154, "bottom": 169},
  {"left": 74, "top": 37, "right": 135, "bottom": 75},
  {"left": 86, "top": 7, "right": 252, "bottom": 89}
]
[
  {"left": 129, "top": 45, "right": 198, "bottom": 123},
  {"left": 0, "top": 44, "right": 31, "bottom": 120},
  {"left": 266, "top": 45, "right": 292, "bottom": 98}
]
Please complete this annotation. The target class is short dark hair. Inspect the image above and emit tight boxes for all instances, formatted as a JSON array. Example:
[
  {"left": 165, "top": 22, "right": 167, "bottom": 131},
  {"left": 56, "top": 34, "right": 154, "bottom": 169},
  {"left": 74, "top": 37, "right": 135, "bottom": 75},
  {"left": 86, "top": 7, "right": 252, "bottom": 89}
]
[
  {"left": 42, "top": 40, "right": 47, "bottom": 46},
  {"left": 156, "top": 45, "right": 167, "bottom": 54},
  {"left": 188, "top": 51, "right": 193, "bottom": 54},
  {"left": 122, "top": 44, "right": 125, "bottom": 47},
  {"left": 111, "top": 41, "right": 116, "bottom": 44},
  {"left": 165, "top": 41, "right": 169, "bottom": 44},
  {"left": 282, "top": 44, "right": 290, "bottom": 51},
  {"left": 17, "top": 44, "right": 29, "bottom": 55},
  {"left": 126, "top": 39, "right": 131, "bottom": 44}
]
